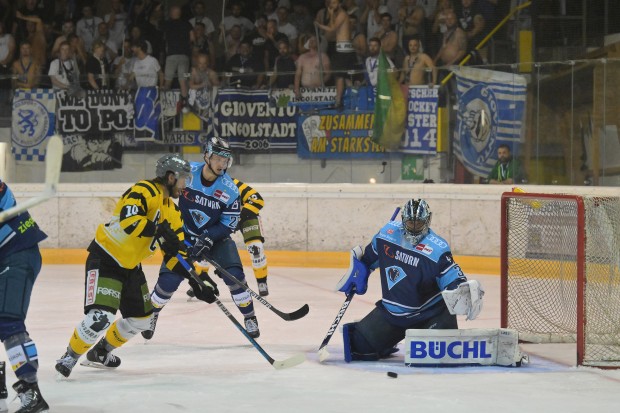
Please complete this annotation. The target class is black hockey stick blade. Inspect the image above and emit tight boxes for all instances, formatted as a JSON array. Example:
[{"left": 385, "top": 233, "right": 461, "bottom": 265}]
[
  {"left": 200, "top": 254, "right": 309, "bottom": 321},
  {"left": 177, "top": 254, "right": 306, "bottom": 370}
]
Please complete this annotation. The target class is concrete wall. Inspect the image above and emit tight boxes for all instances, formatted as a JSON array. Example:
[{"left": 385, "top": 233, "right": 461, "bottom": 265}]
[{"left": 10, "top": 183, "right": 620, "bottom": 256}]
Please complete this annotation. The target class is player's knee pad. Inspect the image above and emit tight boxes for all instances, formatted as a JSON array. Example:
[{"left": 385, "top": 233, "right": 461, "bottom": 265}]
[
  {"left": 4, "top": 332, "right": 38, "bottom": 381},
  {"left": 0, "top": 319, "right": 26, "bottom": 342},
  {"left": 246, "top": 241, "right": 268, "bottom": 278}
]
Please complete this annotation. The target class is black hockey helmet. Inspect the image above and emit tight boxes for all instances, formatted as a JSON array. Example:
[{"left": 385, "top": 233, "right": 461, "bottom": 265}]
[
  {"left": 401, "top": 199, "right": 432, "bottom": 245},
  {"left": 204, "top": 136, "right": 233, "bottom": 168}
]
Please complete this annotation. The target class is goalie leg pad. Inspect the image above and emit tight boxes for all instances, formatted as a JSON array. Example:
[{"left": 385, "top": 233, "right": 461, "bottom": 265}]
[
  {"left": 343, "top": 308, "right": 407, "bottom": 362},
  {"left": 404, "top": 328, "right": 527, "bottom": 367},
  {"left": 4, "top": 332, "right": 38, "bottom": 382}
]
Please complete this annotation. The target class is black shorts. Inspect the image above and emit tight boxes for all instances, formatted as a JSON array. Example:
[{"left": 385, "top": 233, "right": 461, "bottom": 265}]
[
  {"left": 331, "top": 50, "right": 356, "bottom": 78},
  {"left": 84, "top": 251, "right": 153, "bottom": 318}
]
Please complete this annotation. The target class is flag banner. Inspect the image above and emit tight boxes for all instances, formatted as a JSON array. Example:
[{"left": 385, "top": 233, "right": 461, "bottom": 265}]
[
  {"left": 11, "top": 88, "right": 56, "bottom": 161},
  {"left": 188, "top": 86, "right": 216, "bottom": 123},
  {"left": 159, "top": 130, "right": 209, "bottom": 146},
  {"left": 61, "top": 133, "right": 123, "bottom": 172},
  {"left": 214, "top": 88, "right": 297, "bottom": 152},
  {"left": 453, "top": 67, "right": 527, "bottom": 177},
  {"left": 134, "top": 87, "right": 162, "bottom": 141},
  {"left": 56, "top": 89, "right": 134, "bottom": 135},
  {"left": 372, "top": 50, "right": 406, "bottom": 150},
  {"left": 297, "top": 110, "right": 385, "bottom": 159},
  {"left": 401, "top": 86, "right": 439, "bottom": 155}
]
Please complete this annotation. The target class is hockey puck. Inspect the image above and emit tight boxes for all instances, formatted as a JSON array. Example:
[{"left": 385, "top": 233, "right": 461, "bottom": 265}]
[{"left": 387, "top": 371, "right": 398, "bottom": 378}]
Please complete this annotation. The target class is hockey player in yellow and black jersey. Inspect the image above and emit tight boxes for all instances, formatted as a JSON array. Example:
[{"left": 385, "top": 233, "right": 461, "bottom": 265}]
[
  {"left": 54, "top": 154, "right": 219, "bottom": 378},
  {"left": 233, "top": 179, "right": 270, "bottom": 296}
]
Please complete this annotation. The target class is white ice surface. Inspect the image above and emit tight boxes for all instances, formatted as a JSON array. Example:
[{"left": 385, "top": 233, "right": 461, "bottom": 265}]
[{"left": 6, "top": 265, "right": 620, "bottom": 412}]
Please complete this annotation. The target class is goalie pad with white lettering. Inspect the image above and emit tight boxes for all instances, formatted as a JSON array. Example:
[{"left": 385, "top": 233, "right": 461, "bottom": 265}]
[
  {"left": 441, "top": 280, "right": 484, "bottom": 320},
  {"left": 404, "top": 328, "right": 528, "bottom": 367}
]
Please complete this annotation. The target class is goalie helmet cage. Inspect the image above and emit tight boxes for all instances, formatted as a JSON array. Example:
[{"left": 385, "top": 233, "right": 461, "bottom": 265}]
[{"left": 500, "top": 192, "right": 620, "bottom": 368}]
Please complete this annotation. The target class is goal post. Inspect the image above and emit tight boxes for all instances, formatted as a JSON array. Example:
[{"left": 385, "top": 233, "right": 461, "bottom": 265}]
[{"left": 501, "top": 191, "right": 620, "bottom": 368}]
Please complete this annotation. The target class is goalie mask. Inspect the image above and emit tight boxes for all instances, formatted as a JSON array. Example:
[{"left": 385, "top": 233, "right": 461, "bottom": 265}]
[
  {"left": 401, "top": 199, "right": 432, "bottom": 245},
  {"left": 204, "top": 136, "right": 233, "bottom": 169}
]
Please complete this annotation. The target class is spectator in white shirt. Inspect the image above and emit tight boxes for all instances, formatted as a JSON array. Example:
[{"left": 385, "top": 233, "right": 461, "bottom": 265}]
[
  {"left": 49, "top": 41, "right": 80, "bottom": 90},
  {"left": 276, "top": 7, "right": 298, "bottom": 52},
  {"left": 222, "top": 1, "right": 254, "bottom": 37},
  {"left": 104, "top": 0, "right": 128, "bottom": 53},
  {"left": 189, "top": 0, "right": 215, "bottom": 39},
  {"left": 76, "top": 5, "right": 103, "bottom": 52},
  {"left": 129, "top": 39, "right": 163, "bottom": 88}
]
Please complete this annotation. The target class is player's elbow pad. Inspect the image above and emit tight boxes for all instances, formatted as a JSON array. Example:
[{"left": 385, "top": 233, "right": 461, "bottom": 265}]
[
  {"left": 441, "top": 280, "right": 485, "bottom": 321},
  {"left": 335, "top": 246, "right": 370, "bottom": 295}
]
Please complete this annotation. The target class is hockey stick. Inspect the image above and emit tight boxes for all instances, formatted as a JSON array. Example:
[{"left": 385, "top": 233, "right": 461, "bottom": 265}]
[
  {"left": 317, "top": 206, "right": 401, "bottom": 362},
  {"left": 176, "top": 254, "right": 306, "bottom": 370},
  {"left": 187, "top": 243, "right": 309, "bottom": 321},
  {"left": 0, "top": 135, "right": 63, "bottom": 223}
]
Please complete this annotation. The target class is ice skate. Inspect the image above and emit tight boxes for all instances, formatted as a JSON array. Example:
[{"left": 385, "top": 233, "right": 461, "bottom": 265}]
[
  {"left": 257, "top": 280, "right": 269, "bottom": 297},
  {"left": 244, "top": 316, "right": 260, "bottom": 339},
  {"left": 141, "top": 312, "right": 159, "bottom": 340},
  {"left": 81, "top": 341, "right": 121, "bottom": 370},
  {"left": 12, "top": 380, "right": 49, "bottom": 413},
  {"left": 55, "top": 351, "right": 79, "bottom": 378}
]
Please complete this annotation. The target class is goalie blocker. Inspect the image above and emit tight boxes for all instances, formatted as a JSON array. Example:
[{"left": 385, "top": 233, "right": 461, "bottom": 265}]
[{"left": 405, "top": 328, "right": 528, "bottom": 367}]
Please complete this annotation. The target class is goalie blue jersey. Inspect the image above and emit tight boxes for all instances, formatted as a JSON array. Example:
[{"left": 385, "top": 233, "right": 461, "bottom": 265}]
[
  {"left": 0, "top": 180, "right": 47, "bottom": 258},
  {"left": 362, "top": 221, "right": 467, "bottom": 327},
  {"left": 178, "top": 162, "right": 241, "bottom": 245}
]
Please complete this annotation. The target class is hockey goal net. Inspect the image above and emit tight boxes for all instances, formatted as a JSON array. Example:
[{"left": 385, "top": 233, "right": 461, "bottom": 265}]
[{"left": 501, "top": 191, "right": 620, "bottom": 368}]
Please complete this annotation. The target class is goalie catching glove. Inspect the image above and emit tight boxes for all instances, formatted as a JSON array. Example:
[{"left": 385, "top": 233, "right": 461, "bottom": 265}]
[
  {"left": 441, "top": 280, "right": 484, "bottom": 320},
  {"left": 335, "top": 246, "right": 371, "bottom": 295},
  {"left": 188, "top": 272, "right": 219, "bottom": 304}
]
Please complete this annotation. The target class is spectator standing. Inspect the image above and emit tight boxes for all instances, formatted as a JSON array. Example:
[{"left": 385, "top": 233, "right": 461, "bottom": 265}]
[
  {"left": 374, "top": 12, "right": 399, "bottom": 63},
  {"left": 455, "top": 0, "right": 485, "bottom": 62},
  {"left": 130, "top": 39, "right": 163, "bottom": 88},
  {"left": 399, "top": 37, "right": 436, "bottom": 85},
  {"left": 225, "top": 40, "right": 265, "bottom": 89},
  {"left": 76, "top": 5, "right": 103, "bottom": 52},
  {"left": 162, "top": 5, "right": 193, "bottom": 108},
  {"left": 12, "top": 41, "right": 41, "bottom": 89},
  {"left": 398, "top": 0, "right": 426, "bottom": 51},
  {"left": 113, "top": 38, "right": 136, "bottom": 90},
  {"left": 95, "top": 22, "right": 119, "bottom": 63},
  {"left": 104, "top": 0, "right": 128, "bottom": 53},
  {"left": 222, "top": 24, "right": 243, "bottom": 64},
  {"left": 264, "top": 19, "right": 289, "bottom": 70},
  {"left": 270, "top": 39, "right": 296, "bottom": 88},
  {"left": 222, "top": 2, "right": 255, "bottom": 37},
  {"left": 85, "top": 40, "right": 110, "bottom": 90},
  {"left": 289, "top": 1, "right": 314, "bottom": 35},
  {"left": 48, "top": 41, "right": 80, "bottom": 91},
  {"left": 276, "top": 7, "right": 298, "bottom": 53},
  {"left": 365, "top": 37, "right": 394, "bottom": 87},
  {"left": 243, "top": 16, "right": 269, "bottom": 71},
  {"left": 189, "top": 1, "right": 215, "bottom": 38},
  {"left": 0, "top": 21, "right": 15, "bottom": 105},
  {"left": 433, "top": 10, "right": 466, "bottom": 66},
  {"left": 294, "top": 35, "right": 331, "bottom": 97},
  {"left": 15, "top": 12, "right": 46, "bottom": 68},
  {"left": 192, "top": 22, "right": 216, "bottom": 69}
]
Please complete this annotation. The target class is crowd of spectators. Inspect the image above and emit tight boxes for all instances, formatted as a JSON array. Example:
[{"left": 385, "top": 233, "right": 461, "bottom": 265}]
[{"left": 0, "top": 0, "right": 506, "bottom": 106}]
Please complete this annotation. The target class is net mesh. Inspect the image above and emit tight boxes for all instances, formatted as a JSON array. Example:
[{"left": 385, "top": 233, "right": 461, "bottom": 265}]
[{"left": 504, "top": 195, "right": 620, "bottom": 367}]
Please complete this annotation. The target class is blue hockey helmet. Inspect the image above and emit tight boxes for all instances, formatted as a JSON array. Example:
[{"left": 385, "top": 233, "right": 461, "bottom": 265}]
[{"left": 401, "top": 199, "right": 432, "bottom": 245}]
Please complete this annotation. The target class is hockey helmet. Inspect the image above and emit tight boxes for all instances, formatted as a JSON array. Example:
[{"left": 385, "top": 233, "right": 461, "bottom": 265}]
[
  {"left": 156, "top": 153, "right": 191, "bottom": 180},
  {"left": 205, "top": 136, "right": 233, "bottom": 168},
  {"left": 401, "top": 199, "right": 432, "bottom": 245}
]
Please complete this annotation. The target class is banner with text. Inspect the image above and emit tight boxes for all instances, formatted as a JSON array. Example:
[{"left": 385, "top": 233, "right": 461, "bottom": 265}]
[
  {"left": 297, "top": 110, "right": 386, "bottom": 159},
  {"left": 401, "top": 86, "right": 439, "bottom": 155},
  {"left": 214, "top": 88, "right": 297, "bottom": 152}
]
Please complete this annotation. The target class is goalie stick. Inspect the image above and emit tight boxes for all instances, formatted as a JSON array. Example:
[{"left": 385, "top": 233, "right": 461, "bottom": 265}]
[
  {"left": 188, "top": 243, "right": 309, "bottom": 321},
  {"left": 0, "top": 135, "right": 63, "bottom": 223},
  {"left": 317, "top": 206, "right": 401, "bottom": 363},
  {"left": 176, "top": 254, "right": 306, "bottom": 370}
]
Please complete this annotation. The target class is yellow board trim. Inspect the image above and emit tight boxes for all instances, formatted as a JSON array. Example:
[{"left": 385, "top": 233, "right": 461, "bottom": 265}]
[{"left": 40, "top": 249, "right": 500, "bottom": 275}]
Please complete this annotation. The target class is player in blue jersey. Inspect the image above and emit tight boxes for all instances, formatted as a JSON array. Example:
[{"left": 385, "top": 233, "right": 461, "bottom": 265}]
[
  {"left": 335, "top": 198, "right": 484, "bottom": 362},
  {"left": 0, "top": 180, "right": 49, "bottom": 413},
  {"left": 143, "top": 137, "right": 260, "bottom": 339}
]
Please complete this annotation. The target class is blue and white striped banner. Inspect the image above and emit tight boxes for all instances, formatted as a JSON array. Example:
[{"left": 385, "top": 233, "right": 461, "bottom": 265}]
[{"left": 453, "top": 67, "right": 527, "bottom": 176}]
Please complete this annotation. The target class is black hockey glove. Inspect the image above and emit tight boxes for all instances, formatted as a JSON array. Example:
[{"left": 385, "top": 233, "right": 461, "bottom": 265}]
[
  {"left": 156, "top": 221, "right": 182, "bottom": 257},
  {"left": 190, "top": 232, "right": 214, "bottom": 261},
  {"left": 188, "top": 273, "right": 219, "bottom": 304}
]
